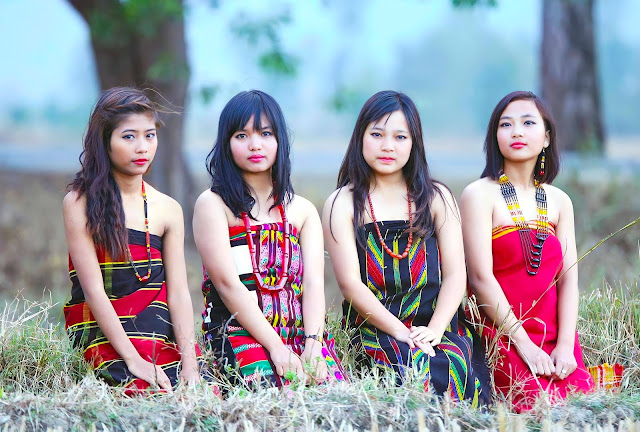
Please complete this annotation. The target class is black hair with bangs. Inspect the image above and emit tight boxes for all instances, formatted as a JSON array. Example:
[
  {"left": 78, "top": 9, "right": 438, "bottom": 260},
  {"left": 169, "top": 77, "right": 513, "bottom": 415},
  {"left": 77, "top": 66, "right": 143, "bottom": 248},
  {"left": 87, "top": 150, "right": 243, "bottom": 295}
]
[{"left": 206, "top": 90, "right": 293, "bottom": 218}]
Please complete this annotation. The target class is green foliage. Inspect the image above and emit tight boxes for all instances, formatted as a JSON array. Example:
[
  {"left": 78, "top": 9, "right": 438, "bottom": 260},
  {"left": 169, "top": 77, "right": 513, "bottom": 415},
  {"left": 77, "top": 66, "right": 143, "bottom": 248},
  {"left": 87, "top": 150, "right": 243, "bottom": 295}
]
[
  {"left": 199, "top": 85, "right": 220, "bottom": 105},
  {"left": 146, "top": 52, "right": 190, "bottom": 82},
  {"left": 88, "top": 0, "right": 183, "bottom": 44},
  {"left": 231, "top": 11, "right": 298, "bottom": 77},
  {"left": 122, "top": 0, "right": 183, "bottom": 39}
]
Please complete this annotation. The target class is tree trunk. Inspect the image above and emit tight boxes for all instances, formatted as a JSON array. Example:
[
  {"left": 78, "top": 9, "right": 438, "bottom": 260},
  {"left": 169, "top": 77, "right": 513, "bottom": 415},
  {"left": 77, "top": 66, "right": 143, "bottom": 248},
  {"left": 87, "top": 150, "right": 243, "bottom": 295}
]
[
  {"left": 541, "top": 0, "right": 604, "bottom": 153},
  {"left": 68, "top": 0, "right": 196, "bottom": 213}
]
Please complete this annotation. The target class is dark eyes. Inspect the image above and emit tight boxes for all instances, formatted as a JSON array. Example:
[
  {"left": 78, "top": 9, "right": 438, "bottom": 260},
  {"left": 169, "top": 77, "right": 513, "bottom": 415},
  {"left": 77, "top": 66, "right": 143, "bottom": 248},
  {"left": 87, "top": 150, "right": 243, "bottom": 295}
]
[
  {"left": 146, "top": 133, "right": 156, "bottom": 139},
  {"left": 262, "top": 131, "right": 272, "bottom": 137}
]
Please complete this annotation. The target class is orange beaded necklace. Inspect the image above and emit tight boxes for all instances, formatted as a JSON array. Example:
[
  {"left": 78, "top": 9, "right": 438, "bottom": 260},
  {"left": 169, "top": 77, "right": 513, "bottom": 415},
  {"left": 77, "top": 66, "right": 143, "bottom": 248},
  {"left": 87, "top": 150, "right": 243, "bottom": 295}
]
[
  {"left": 367, "top": 185, "right": 413, "bottom": 260},
  {"left": 128, "top": 179, "right": 152, "bottom": 282}
]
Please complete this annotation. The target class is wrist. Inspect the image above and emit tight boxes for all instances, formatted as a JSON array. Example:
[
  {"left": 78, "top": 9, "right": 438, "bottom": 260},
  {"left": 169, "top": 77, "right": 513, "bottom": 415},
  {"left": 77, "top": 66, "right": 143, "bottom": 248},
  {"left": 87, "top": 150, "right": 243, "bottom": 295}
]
[{"left": 304, "top": 334, "right": 323, "bottom": 343}]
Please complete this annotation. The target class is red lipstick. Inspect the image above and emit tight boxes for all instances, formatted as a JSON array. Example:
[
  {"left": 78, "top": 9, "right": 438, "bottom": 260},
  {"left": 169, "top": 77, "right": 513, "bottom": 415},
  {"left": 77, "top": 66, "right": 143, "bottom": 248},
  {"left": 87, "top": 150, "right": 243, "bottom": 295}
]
[
  {"left": 133, "top": 159, "right": 148, "bottom": 166},
  {"left": 510, "top": 142, "right": 526, "bottom": 149},
  {"left": 249, "top": 155, "right": 265, "bottom": 162}
]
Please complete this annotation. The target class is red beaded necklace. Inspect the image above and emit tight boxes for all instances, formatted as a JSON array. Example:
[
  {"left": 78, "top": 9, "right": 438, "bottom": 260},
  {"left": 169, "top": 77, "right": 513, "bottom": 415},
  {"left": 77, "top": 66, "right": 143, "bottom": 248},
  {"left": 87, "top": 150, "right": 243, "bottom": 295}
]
[
  {"left": 367, "top": 185, "right": 413, "bottom": 260},
  {"left": 128, "top": 179, "right": 152, "bottom": 282},
  {"left": 241, "top": 204, "right": 291, "bottom": 290}
]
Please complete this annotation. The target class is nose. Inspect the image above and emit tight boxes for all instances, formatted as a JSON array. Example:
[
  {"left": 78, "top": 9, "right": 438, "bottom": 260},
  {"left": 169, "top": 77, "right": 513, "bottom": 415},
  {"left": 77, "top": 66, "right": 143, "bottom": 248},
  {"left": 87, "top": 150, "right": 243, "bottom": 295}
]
[
  {"left": 248, "top": 134, "right": 262, "bottom": 151},
  {"left": 380, "top": 135, "right": 394, "bottom": 152},
  {"left": 135, "top": 137, "right": 149, "bottom": 153},
  {"left": 512, "top": 123, "right": 524, "bottom": 137}
]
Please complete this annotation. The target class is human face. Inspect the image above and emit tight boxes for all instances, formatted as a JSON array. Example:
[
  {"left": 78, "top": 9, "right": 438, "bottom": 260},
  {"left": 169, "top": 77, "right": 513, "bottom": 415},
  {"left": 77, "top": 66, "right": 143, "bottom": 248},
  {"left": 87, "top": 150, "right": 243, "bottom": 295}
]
[
  {"left": 109, "top": 113, "right": 157, "bottom": 176},
  {"left": 230, "top": 114, "right": 278, "bottom": 174},
  {"left": 496, "top": 100, "right": 549, "bottom": 163},
  {"left": 362, "top": 110, "right": 412, "bottom": 177}
]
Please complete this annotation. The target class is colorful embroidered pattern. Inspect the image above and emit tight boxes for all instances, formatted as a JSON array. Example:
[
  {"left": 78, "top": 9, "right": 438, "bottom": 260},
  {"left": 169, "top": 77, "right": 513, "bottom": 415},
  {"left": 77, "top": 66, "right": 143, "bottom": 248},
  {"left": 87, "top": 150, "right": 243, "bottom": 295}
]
[
  {"left": 202, "top": 222, "right": 345, "bottom": 386},
  {"left": 344, "top": 220, "right": 491, "bottom": 406}
]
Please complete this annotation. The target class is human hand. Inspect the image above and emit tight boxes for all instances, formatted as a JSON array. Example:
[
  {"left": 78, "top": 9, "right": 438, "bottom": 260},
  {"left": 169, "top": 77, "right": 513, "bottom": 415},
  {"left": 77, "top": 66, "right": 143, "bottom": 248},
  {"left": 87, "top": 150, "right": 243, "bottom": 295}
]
[
  {"left": 409, "top": 325, "right": 443, "bottom": 347},
  {"left": 178, "top": 363, "right": 202, "bottom": 387},
  {"left": 514, "top": 338, "right": 555, "bottom": 377},
  {"left": 300, "top": 340, "right": 328, "bottom": 383},
  {"left": 270, "top": 345, "right": 304, "bottom": 380},
  {"left": 395, "top": 326, "right": 436, "bottom": 357},
  {"left": 126, "top": 356, "right": 173, "bottom": 392},
  {"left": 549, "top": 344, "right": 577, "bottom": 380}
]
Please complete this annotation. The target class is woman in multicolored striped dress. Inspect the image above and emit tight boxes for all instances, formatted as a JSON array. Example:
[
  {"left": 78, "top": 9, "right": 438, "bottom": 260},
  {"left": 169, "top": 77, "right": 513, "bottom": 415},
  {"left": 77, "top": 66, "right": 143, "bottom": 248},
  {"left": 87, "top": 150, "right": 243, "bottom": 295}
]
[
  {"left": 323, "top": 91, "right": 491, "bottom": 406},
  {"left": 63, "top": 87, "right": 203, "bottom": 393},
  {"left": 194, "top": 90, "right": 344, "bottom": 387}
]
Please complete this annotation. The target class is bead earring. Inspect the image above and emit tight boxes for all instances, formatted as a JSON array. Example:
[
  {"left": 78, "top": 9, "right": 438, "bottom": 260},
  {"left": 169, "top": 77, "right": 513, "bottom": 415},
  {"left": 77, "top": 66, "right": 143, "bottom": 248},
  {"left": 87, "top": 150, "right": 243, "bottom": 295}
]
[{"left": 538, "top": 147, "right": 546, "bottom": 179}]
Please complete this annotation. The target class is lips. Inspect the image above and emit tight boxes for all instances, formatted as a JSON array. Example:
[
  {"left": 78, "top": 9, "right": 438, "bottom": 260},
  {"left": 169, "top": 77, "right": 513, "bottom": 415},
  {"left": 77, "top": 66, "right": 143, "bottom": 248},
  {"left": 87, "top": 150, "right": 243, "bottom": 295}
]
[
  {"left": 133, "top": 159, "right": 148, "bottom": 166},
  {"left": 510, "top": 142, "right": 526, "bottom": 149},
  {"left": 379, "top": 157, "right": 395, "bottom": 163},
  {"left": 249, "top": 155, "right": 265, "bottom": 162}
]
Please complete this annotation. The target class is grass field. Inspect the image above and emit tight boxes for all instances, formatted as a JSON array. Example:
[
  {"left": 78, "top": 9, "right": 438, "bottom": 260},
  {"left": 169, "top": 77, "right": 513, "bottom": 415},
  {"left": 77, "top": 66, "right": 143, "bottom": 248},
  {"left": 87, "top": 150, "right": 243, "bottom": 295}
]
[{"left": 0, "top": 168, "right": 638, "bottom": 430}]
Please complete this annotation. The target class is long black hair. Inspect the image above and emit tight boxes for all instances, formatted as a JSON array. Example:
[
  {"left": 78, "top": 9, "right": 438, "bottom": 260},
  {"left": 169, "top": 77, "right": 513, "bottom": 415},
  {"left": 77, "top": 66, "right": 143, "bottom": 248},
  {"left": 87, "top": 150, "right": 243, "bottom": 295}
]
[
  {"left": 481, "top": 90, "right": 560, "bottom": 184},
  {"left": 207, "top": 90, "right": 294, "bottom": 218},
  {"left": 334, "top": 90, "right": 446, "bottom": 246},
  {"left": 70, "top": 87, "right": 162, "bottom": 259}
]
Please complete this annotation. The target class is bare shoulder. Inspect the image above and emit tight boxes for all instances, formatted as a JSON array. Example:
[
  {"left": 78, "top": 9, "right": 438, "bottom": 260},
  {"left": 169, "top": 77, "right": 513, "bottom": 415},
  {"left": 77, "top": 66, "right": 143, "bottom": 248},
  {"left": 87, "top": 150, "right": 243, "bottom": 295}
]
[
  {"left": 462, "top": 177, "right": 494, "bottom": 197},
  {"left": 146, "top": 183, "right": 183, "bottom": 223},
  {"left": 543, "top": 183, "right": 573, "bottom": 211},
  {"left": 323, "top": 185, "right": 354, "bottom": 216},
  {"left": 63, "top": 190, "right": 86, "bottom": 218},
  {"left": 194, "top": 188, "right": 227, "bottom": 211}
]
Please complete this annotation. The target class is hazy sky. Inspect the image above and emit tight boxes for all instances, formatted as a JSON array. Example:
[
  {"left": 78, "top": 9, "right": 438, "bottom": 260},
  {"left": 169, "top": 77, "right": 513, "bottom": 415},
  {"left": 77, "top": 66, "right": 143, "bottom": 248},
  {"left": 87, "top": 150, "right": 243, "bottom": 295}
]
[{"left": 0, "top": 0, "right": 547, "bottom": 107}]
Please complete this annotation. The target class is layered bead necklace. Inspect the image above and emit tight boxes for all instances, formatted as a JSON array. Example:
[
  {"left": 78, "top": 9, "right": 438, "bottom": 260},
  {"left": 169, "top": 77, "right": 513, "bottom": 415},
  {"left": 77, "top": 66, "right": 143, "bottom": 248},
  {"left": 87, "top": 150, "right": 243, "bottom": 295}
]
[
  {"left": 129, "top": 179, "right": 152, "bottom": 282},
  {"left": 367, "top": 184, "right": 413, "bottom": 260},
  {"left": 241, "top": 204, "right": 291, "bottom": 290},
  {"left": 498, "top": 172, "right": 549, "bottom": 276}
]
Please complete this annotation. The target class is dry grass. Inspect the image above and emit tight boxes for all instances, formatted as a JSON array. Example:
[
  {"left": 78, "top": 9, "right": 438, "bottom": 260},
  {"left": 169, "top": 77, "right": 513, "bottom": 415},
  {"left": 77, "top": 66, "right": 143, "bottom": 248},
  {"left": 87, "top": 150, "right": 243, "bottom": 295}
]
[
  {"left": 0, "top": 291, "right": 639, "bottom": 431},
  {"left": 0, "top": 169, "right": 639, "bottom": 430}
]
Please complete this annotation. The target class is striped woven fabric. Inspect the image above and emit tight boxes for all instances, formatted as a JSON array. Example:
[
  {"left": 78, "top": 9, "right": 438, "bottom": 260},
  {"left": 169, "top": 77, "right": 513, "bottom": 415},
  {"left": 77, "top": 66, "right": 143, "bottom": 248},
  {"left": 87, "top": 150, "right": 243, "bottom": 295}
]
[
  {"left": 344, "top": 220, "right": 492, "bottom": 406},
  {"left": 64, "top": 229, "right": 203, "bottom": 394},
  {"left": 202, "top": 222, "right": 345, "bottom": 386}
]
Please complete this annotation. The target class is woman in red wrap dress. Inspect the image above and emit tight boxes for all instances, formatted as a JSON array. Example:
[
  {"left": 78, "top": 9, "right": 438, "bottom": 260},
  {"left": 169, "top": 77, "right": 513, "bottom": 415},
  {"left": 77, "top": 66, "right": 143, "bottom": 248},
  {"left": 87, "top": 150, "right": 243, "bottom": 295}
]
[{"left": 461, "top": 91, "right": 594, "bottom": 411}]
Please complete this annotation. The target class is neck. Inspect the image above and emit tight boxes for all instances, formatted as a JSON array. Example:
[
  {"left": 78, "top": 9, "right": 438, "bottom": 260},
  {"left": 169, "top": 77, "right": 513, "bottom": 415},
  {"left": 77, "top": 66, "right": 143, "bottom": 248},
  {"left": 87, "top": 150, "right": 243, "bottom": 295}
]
[
  {"left": 112, "top": 171, "right": 143, "bottom": 197},
  {"left": 369, "top": 171, "right": 406, "bottom": 194},
  {"left": 243, "top": 170, "right": 274, "bottom": 204},
  {"left": 503, "top": 161, "right": 536, "bottom": 190}
]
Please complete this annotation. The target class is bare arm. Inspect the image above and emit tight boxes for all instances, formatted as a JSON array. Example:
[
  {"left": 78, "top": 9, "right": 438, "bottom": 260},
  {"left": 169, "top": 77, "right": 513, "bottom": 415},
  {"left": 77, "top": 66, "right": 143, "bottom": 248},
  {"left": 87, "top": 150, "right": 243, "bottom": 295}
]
[
  {"left": 460, "top": 182, "right": 555, "bottom": 376},
  {"left": 193, "top": 191, "right": 303, "bottom": 377},
  {"left": 424, "top": 187, "right": 466, "bottom": 337},
  {"left": 549, "top": 189, "right": 579, "bottom": 378},
  {"left": 322, "top": 189, "right": 433, "bottom": 355},
  {"left": 297, "top": 198, "right": 328, "bottom": 380},
  {"left": 63, "top": 192, "right": 173, "bottom": 391},
  {"left": 161, "top": 197, "right": 200, "bottom": 384}
]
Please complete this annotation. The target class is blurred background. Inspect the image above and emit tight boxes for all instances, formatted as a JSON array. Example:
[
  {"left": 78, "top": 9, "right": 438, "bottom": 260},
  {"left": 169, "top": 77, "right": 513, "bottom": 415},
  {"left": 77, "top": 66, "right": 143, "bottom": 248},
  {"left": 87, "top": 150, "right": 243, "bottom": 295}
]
[{"left": 1, "top": 0, "right": 638, "bottom": 316}]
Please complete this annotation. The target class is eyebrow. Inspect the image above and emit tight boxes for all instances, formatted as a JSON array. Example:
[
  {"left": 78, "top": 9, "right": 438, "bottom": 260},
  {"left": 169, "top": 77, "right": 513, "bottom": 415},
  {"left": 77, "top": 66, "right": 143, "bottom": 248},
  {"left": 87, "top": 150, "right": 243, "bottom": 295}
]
[
  {"left": 371, "top": 125, "right": 408, "bottom": 133},
  {"left": 121, "top": 128, "right": 156, "bottom": 133},
  {"left": 499, "top": 114, "right": 537, "bottom": 120}
]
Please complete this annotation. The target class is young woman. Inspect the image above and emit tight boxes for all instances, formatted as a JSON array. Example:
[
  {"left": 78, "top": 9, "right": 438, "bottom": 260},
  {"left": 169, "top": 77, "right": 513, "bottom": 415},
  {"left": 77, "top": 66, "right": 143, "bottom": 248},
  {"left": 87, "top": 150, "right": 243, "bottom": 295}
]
[
  {"left": 461, "top": 91, "right": 594, "bottom": 411},
  {"left": 323, "top": 90, "right": 491, "bottom": 405},
  {"left": 63, "top": 87, "right": 202, "bottom": 393},
  {"left": 194, "top": 90, "right": 344, "bottom": 387}
]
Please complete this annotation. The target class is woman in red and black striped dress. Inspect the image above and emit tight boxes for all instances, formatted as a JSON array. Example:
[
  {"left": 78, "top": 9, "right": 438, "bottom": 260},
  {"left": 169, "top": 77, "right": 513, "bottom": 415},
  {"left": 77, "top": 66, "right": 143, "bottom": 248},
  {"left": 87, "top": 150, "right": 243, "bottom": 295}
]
[{"left": 63, "top": 87, "right": 203, "bottom": 393}]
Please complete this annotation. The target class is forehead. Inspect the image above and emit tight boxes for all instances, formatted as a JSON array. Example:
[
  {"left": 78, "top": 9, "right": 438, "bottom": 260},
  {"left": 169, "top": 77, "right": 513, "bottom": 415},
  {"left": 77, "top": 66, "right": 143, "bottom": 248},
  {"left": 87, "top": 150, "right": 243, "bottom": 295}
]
[
  {"left": 115, "top": 112, "right": 156, "bottom": 130},
  {"left": 241, "top": 113, "right": 272, "bottom": 130},
  {"left": 501, "top": 99, "right": 541, "bottom": 117},
  {"left": 367, "top": 110, "right": 409, "bottom": 129}
]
